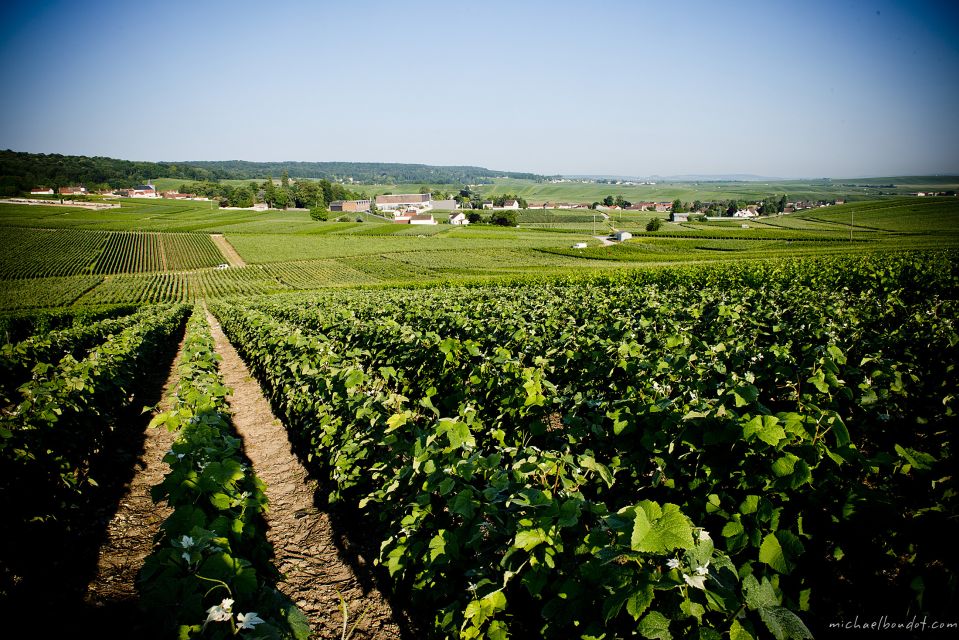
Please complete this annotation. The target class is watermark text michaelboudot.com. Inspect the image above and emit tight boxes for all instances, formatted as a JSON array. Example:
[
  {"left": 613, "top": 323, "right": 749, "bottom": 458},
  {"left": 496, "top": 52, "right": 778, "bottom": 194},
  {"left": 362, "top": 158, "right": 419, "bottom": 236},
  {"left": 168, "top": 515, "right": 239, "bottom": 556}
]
[{"left": 829, "top": 615, "right": 958, "bottom": 633}]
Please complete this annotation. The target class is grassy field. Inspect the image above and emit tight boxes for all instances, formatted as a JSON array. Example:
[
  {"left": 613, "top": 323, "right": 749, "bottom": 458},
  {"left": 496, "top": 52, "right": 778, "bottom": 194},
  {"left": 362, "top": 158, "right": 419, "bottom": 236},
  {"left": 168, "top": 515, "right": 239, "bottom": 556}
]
[
  {"left": 0, "top": 196, "right": 956, "bottom": 312},
  {"left": 150, "top": 175, "right": 959, "bottom": 205}
]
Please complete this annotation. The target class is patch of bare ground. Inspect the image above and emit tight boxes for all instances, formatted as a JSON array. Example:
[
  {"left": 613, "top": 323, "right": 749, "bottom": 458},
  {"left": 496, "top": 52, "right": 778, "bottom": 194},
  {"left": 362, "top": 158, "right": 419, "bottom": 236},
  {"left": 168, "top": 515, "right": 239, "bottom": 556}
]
[
  {"left": 211, "top": 234, "right": 246, "bottom": 267},
  {"left": 1, "top": 323, "right": 185, "bottom": 639},
  {"left": 82, "top": 332, "right": 185, "bottom": 611},
  {"left": 204, "top": 311, "right": 406, "bottom": 639}
]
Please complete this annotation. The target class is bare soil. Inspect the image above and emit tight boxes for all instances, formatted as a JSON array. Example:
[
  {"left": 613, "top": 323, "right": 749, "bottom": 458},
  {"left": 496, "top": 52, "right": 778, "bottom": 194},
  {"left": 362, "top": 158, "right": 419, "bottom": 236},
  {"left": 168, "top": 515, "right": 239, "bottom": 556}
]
[
  {"left": 210, "top": 234, "right": 247, "bottom": 267},
  {"left": 205, "top": 311, "right": 405, "bottom": 639},
  {"left": 82, "top": 334, "right": 184, "bottom": 608}
]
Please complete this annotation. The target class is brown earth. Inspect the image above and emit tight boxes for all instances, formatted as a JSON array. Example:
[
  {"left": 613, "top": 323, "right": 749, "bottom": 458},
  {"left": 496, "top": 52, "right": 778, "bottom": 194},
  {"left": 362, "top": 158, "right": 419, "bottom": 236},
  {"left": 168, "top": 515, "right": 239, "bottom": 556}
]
[
  {"left": 210, "top": 234, "right": 247, "bottom": 267},
  {"left": 82, "top": 333, "right": 183, "bottom": 609},
  {"left": 205, "top": 311, "right": 406, "bottom": 639}
]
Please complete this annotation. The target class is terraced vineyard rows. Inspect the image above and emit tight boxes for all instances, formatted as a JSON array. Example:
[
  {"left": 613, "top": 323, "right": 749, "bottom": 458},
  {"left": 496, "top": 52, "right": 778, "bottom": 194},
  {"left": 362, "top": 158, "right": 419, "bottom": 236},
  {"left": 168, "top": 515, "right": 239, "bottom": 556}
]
[
  {"left": 211, "top": 251, "right": 957, "bottom": 639},
  {"left": 0, "top": 228, "right": 224, "bottom": 279},
  {"left": 0, "top": 227, "right": 108, "bottom": 279},
  {"left": 0, "top": 304, "right": 188, "bottom": 608}
]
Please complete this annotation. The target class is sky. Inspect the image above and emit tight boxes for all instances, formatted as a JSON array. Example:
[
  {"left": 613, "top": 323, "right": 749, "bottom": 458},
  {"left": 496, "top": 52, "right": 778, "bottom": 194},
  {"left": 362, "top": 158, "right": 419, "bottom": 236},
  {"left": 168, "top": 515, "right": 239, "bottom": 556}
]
[{"left": 1, "top": 0, "right": 957, "bottom": 178}]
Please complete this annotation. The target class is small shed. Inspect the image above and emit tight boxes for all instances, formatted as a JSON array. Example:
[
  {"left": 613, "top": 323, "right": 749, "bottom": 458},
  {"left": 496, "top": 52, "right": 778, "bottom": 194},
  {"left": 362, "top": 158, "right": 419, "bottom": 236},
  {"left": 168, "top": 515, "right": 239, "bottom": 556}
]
[
  {"left": 572, "top": 242, "right": 588, "bottom": 249},
  {"left": 614, "top": 231, "right": 632, "bottom": 242}
]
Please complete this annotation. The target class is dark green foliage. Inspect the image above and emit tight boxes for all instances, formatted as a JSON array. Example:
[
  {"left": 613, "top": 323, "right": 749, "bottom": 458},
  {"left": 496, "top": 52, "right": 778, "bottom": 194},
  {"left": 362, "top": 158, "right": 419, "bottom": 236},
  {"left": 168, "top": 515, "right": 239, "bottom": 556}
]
[
  {"left": 210, "top": 251, "right": 958, "bottom": 638},
  {"left": 0, "top": 304, "right": 188, "bottom": 598},
  {"left": 138, "top": 310, "right": 308, "bottom": 639}
]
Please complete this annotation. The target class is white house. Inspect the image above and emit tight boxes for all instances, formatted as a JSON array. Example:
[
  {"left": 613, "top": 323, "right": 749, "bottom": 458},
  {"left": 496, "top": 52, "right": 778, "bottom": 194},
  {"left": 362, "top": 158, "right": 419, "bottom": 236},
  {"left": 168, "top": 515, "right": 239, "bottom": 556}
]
[
  {"left": 409, "top": 213, "right": 437, "bottom": 225},
  {"left": 130, "top": 184, "right": 158, "bottom": 198},
  {"left": 613, "top": 231, "right": 632, "bottom": 241},
  {"left": 449, "top": 212, "right": 469, "bottom": 225},
  {"left": 732, "top": 209, "right": 757, "bottom": 218},
  {"left": 30, "top": 187, "right": 54, "bottom": 195},
  {"left": 493, "top": 199, "right": 520, "bottom": 210},
  {"left": 58, "top": 186, "right": 87, "bottom": 196}
]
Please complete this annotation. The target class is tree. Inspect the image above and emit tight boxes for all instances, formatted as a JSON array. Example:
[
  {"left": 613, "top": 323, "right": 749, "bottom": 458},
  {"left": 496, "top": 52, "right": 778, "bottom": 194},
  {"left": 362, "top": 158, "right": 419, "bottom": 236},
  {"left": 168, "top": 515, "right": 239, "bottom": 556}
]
[
  {"left": 646, "top": 217, "right": 662, "bottom": 231},
  {"left": 602, "top": 195, "right": 615, "bottom": 207},
  {"left": 229, "top": 186, "right": 254, "bottom": 208},
  {"left": 778, "top": 194, "right": 788, "bottom": 213},
  {"left": 263, "top": 176, "right": 277, "bottom": 208},
  {"left": 310, "top": 205, "right": 328, "bottom": 221},
  {"left": 467, "top": 211, "right": 482, "bottom": 224},
  {"left": 281, "top": 170, "right": 290, "bottom": 189},
  {"left": 490, "top": 211, "right": 517, "bottom": 226},
  {"left": 671, "top": 199, "right": 687, "bottom": 213}
]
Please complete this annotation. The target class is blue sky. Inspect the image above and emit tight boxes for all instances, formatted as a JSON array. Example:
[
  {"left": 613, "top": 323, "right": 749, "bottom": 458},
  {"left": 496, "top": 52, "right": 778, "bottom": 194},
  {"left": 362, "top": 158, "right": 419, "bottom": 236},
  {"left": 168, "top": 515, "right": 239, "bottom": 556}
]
[{"left": 1, "top": 0, "right": 957, "bottom": 177}]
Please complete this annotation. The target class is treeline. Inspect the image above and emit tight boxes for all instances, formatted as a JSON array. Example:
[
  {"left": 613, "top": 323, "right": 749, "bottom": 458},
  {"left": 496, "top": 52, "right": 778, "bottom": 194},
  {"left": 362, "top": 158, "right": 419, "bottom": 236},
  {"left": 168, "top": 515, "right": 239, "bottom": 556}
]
[
  {"left": 0, "top": 150, "right": 227, "bottom": 195},
  {"left": 0, "top": 150, "right": 548, "bottom": 197},
  {"left": 185, "top": 160, "right": 547, "bottom": 184},
  {"left": 180, "top": 172, "right": 367, "bottom": 209}
]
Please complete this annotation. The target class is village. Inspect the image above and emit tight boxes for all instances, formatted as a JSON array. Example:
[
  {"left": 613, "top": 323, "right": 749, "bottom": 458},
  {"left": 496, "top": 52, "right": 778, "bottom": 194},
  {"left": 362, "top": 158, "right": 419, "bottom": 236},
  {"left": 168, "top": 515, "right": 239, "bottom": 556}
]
[{"left": 21, "top": 181, "right": 849, "bottom": 228}]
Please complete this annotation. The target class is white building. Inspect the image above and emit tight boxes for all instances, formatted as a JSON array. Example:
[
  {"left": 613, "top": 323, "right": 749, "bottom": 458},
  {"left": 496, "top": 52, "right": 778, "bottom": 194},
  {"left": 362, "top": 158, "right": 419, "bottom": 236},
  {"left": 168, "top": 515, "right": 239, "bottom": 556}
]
[
  {"left": 493, "top": 199, "right": 520, "bottom": 210},
  {"left": 409, "top": 213, "right": 437, "bottom": 225},
  {"left": 129, "top": 184, "right": 158, "bottom": 198},
  {"left": 430, "top": 199, "right": 458, "bottom": 211},
  {"left": 613, "top": 231, "right": 632, "bottom": 241},
  {"left": 449, "top": 212, "right": 469, "bottom": 225},
  {"left": 30, "top": 187, "right": 54, "bottom": 195},
  {"left": 375, "top": 193, "right": 432, "bottom": 213}
]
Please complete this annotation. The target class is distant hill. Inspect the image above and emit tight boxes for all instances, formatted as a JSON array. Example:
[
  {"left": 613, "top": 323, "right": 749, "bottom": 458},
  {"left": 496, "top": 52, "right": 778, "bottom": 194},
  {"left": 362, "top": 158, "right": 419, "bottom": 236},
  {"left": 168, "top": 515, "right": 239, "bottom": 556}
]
[
  {"left": 0, "top": 150, "right": 548, "bottom": 195},
  {"left": 565, "top": 173, "right": 785, "bottom": 182},
  {"left": 183, "top": 160, "right": 548, "bottom": 184}
]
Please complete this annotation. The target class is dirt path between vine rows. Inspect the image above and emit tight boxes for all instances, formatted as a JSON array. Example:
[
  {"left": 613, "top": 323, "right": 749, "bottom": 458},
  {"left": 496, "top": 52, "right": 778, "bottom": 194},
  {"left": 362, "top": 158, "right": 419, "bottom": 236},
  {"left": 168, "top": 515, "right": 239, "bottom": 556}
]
[
  {"left": 82, "top": 332, "right": 184, "bottom": 613},
  {"left": 210, "top": 234, "right": 246, "bottom": 267},
  {"left": 205, "top": 311, "right": 404, "bottom": 639}
]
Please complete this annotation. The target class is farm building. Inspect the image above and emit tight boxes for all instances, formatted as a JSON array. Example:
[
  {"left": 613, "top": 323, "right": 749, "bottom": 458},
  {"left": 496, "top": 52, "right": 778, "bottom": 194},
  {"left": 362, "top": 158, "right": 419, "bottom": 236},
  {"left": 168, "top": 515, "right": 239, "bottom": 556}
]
[
  {"left": 330, "top": 199, "right": 371, "bottom": 213},
  {"left": 409, "top": 213, "right": 437, "bottom": 225},
  {"left": 449, "top": 212, "right": 469, "bottom": 225},
  {"left": 572, "top": 242, "right": 588, "bottom": 249},
  {"left": 161, "top": 191, "right": 197, "bottom": 200},
  {"left": 58, "top": 186, "right": 87, "bottom": 195},
  {"left": 670, "top": 212, "right": 689, "bottom": 222},
  {"left": 375, "top": 193, "right": 431, "bottom": 212},
  {"left": 129, "top": 185, "right": 157, "bottom": 198},
  {"left": 613, "top": 231, "right": 632, "bottom": 241},
  {"left": 30, "top": 187, "right": 54, "bottom": 195},
  {"left": 493, "top": 199, "right": 520, "bottom": 210},
  {"left": 430, "top": 199, "right": 458, "bottom": 211}
]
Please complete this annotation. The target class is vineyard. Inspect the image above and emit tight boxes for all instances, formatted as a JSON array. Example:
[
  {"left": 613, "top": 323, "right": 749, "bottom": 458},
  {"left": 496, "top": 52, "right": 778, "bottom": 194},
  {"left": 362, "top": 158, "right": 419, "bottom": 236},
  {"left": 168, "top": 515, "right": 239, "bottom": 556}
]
[
  {"left": 0, "top": 192, "right": 957, "bottom": 638},
  {"left": 0, "top": 304, "right": 188, "bottom": 621},
  {"left": 0, "top": 228, "right": 224, "bottom": 279},
  {"left": 196, "top": 250, "right": 956, "bottom": 639}
]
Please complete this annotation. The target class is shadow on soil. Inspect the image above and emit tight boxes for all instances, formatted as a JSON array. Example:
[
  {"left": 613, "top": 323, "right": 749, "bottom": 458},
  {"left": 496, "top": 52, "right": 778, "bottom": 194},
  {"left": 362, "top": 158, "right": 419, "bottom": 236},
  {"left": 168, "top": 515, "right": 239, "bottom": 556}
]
[{"left": 0, "top": 328, "right": 183, "bottom": 639}]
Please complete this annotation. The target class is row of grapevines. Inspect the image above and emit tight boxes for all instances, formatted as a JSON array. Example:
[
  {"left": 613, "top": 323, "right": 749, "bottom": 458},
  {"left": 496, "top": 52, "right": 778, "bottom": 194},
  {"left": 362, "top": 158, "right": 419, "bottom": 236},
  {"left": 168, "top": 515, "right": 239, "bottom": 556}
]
[
  {"left": 0, "top": 305, "right": 165, "bottom": 405},
  {"left": 213, "top": 251, "right": 957, "bottom": 638},
  {"left": 139, "top": 309, "right": 309, "bottom": 639},
  {"left": 0, "top": 227, "right": 108, "bottom": 279},
  {"left": 209, "top": 303, "right": 800, "bottom": 639},
  {"left": 0, "top": 302, "right": 139, "bottom": 345},
  {"left": 0, "top": 303, "right": 188, "bottom": 599}
]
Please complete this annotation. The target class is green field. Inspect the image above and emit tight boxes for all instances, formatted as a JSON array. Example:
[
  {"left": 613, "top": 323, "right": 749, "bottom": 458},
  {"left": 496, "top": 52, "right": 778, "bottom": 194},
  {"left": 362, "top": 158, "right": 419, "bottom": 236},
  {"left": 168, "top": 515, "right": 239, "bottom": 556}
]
[
  {"left": 2, "top": 189, "right": 956, "bottom": 639},
  {"left": 0, "top": 196, "right": 957, "bottom": 312},
  {"left": 151, "top": 175, "right": 959, "bottom": 206}
]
